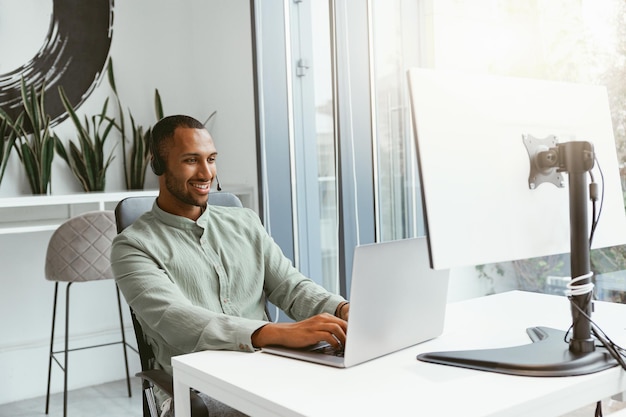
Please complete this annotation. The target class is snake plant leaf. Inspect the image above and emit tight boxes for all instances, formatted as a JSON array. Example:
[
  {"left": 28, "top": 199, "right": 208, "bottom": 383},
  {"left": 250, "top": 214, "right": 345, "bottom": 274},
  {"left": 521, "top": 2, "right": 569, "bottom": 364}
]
[
  {"left": 203, "top": 110, "right": 217, "bottom": 127},
  {"left": 7, "top": 112, "right": 26, "bottom": 142},
  {"left": 138, "top": 128, "right": 151, "bottom": 188},
  {"left": 126, "top": 122, "right": 150, "bottom": 190},
  {"left": 103, "top": 149, "right": 116, "bottom": 171},
  {"left": 58, "top": 85, "right": 116, "bottom": 192},
  {"left": 0, "top": 106, "right": 10, "bottom": 121},
  {"left": 20, "top": 79, "right": 38, "bottom": 132},
  {"left": 107, "top": 60, "right": 126, "bottom": 136},
  {"left": 0, "top": 120, "right": 8, "bottom": 160},
  {"left": 40, "top": 137, "right": 55, "bottom": 194},
  {"left": 6, "top": 113, "right": 25, "bottom": 163},
  {"left": 67, "top": 141, "right": 90, "bottom": 190},
  {"left": 54, "top": 133, "right": 69, "bottom": 162},
  {"left": 0, "top": 117, "right": 17, "bottom": 185},
  {"left": 8, "top": 111, "right": 25, "bottom": 143},
  {"left": 20, "top": 142, "right": 40, "bottom": 193},
  {"left": 107, "top": 58, "right": 118, "bottom": 95},
  {"left": 154, "top": 89, "right": 164, "bottom": 120},
  {"left": 101, "top": 116, "right": 115, "bottom": 139},
  {"left": 0, "top": 106, "right": 18, "bottom": 131},
  {"left": 59, "top": 86, "right": 89, "bottom": 140},
  {"left": 83, "top": 141, "right": 97, "bottom": 188}
]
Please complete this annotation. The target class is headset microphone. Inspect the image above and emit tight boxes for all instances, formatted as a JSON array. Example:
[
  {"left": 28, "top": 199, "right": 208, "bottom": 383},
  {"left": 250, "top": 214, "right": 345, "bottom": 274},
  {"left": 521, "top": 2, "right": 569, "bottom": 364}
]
[{"left": 215, "top": 175, "right": 222, "bottom": 191}]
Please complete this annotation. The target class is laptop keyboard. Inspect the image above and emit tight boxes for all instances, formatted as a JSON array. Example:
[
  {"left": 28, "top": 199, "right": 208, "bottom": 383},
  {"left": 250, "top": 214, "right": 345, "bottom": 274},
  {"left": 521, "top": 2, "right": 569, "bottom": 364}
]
[{"left": 311, "top": 343, "right": 345, "bottom": 357}]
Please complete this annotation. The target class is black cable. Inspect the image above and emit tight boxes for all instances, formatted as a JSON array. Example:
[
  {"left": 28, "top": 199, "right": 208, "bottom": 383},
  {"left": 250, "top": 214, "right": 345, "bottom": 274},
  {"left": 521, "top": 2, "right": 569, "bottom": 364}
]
[
  {"left": 588, "top": 155, "right": 605, "bottom": 247},
  {"left": 566, "top": 296, "right": 626, "bottom": 370}
]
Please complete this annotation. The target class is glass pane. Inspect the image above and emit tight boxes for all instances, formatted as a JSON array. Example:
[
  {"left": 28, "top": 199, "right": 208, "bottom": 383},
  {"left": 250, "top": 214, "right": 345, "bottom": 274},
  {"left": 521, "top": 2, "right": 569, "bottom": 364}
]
[
  {"left": 371, "top": 0, "right": 423, "bottom": 242},
  {"left": 311, "top": 2, "right": 339, "bottom": 292}
]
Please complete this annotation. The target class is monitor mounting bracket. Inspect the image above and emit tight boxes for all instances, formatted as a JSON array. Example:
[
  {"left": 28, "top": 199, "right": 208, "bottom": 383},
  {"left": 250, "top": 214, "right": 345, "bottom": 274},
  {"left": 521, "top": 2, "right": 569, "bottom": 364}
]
[{"left": 523, "top": 134, "right": 564, "bottom": 189}]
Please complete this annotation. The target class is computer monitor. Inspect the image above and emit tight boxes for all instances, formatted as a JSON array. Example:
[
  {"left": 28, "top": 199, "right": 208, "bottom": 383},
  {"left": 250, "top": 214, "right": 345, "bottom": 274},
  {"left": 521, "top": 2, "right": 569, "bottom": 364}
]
[{"left": 408, "top": 68, "right": 626, "bottom": 376}]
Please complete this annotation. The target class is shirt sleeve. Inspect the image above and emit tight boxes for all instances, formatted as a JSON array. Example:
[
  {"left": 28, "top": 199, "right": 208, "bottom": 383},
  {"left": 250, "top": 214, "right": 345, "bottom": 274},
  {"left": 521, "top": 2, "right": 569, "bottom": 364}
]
[{"left": 250, "top": 211, "right": 345, "bottom": 320}]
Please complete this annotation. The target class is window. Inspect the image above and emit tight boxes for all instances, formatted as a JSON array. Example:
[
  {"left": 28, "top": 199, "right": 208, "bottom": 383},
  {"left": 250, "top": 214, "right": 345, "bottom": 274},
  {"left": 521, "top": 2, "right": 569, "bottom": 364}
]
[
  {"left": 253, "top": 0, "right": 626, "bottom": 304},
  {"left": 418, "top": 0, "right": 626, "bottom": 298},
  {"left": 253, "top": 0, "right": 376, "bottom": 301}
]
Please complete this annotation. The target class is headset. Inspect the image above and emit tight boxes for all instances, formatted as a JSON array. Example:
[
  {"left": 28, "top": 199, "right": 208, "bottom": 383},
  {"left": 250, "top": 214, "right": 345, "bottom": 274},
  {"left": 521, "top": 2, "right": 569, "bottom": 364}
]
[{"left": 149, "top": 134, "right": 166, "bottom": 176}]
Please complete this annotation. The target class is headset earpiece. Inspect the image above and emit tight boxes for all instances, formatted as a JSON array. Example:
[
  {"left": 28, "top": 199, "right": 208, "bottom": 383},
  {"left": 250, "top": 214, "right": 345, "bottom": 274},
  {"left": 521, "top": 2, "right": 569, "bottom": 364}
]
[
  {"left": 150, "top": 155, "right": 165, "bottom": 176},
  {"left": 150, "top": 135, "right": 165, "bottom": 176}
]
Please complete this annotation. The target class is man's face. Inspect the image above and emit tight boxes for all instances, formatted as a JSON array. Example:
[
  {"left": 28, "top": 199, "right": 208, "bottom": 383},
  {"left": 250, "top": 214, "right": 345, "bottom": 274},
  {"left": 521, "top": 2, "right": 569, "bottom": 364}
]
[{"left": 160, "top": 127, "right": 218, "bottom": 215}]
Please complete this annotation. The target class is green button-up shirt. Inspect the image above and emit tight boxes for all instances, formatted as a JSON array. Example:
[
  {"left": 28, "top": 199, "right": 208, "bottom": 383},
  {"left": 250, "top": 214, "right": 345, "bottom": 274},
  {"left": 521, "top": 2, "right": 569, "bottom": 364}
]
[{"left": 111, "top": 201, "right": 344, "bottom": 374}]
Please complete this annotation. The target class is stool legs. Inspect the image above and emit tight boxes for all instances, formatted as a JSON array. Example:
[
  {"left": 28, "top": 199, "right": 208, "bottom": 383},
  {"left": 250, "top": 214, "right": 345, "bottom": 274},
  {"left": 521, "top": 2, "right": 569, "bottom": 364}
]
[
  {"left": 45, "top": 281, "right": 71, "bottom": 417},
  {"left": 45, "top": 282, "right": 59, "bottom": 414},
  {"left": 116, "top": 286, "right": 132, "bottom": 397},
  {"left": 45, "top": 282, "right": 133, "bottom": 417},
  {"left": 63, "top": 282, "right": 71, "bottom": 417}
]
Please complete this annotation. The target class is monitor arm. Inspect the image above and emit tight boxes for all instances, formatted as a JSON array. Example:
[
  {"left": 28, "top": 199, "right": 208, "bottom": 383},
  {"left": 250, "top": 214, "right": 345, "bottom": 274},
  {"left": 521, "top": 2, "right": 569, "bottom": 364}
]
[{"left": 524, "top": 136, "right": 596, "bottom": 354}]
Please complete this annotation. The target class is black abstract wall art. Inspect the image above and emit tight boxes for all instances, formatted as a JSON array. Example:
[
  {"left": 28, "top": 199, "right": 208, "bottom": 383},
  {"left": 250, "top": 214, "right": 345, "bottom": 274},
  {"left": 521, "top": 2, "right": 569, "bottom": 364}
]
[{"left": 0, "top": 0, "right": 114, "bottom": 131}]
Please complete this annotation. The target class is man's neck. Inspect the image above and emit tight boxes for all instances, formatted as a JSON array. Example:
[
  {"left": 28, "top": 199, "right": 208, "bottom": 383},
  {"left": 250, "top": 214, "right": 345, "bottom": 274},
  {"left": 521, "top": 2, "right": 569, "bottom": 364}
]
[{"left": 156, "top": 196, "right": 205, "bottom": 221}]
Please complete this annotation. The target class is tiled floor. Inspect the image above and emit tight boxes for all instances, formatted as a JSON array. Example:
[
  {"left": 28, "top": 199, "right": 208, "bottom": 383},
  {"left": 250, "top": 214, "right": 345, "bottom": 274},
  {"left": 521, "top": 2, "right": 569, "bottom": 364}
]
[
  {"left": 0, "top": 378, "right": 143, "bottom": 417},
  {"left": 0, "top": 377, "right": 625, "bottom": 417}
]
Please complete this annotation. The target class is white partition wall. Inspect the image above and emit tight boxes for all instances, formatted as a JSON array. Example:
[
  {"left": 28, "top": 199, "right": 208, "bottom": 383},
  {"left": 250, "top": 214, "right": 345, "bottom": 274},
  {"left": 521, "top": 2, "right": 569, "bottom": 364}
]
[{"left": 0, "top": 0, "right": 257, "bottom": 404}]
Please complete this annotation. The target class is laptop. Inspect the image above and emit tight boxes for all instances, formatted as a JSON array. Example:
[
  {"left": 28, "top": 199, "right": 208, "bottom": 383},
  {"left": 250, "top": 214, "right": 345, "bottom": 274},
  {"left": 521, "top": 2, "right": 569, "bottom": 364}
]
[{"left": 262, "top": 237, "right": 449, "bottom": 368}]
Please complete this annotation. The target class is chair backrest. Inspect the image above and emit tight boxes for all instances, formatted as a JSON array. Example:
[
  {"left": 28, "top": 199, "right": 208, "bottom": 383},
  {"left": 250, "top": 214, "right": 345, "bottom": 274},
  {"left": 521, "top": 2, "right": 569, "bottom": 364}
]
[
  {"left": 114, "top": 192, "right": 243, "bottom": 233},
  {"left": 113, "top": 192, "right": 244, "bottom": 371},
  {"left": 45, "top": 210, "right": 117, "bottom": 282},
  {"left": 114, "top": 196, "right": 154, "bottom": 234}
]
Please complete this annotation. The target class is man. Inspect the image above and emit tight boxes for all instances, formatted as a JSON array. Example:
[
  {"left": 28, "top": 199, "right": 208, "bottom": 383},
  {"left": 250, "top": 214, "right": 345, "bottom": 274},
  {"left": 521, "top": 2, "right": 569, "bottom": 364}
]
[{"left": 111, "top": 115, "right": 349, "bottom": 415}]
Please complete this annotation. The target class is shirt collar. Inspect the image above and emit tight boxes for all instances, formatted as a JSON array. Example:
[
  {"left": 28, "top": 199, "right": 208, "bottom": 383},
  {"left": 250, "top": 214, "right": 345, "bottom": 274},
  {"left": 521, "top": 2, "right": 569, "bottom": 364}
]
[{"left": 151, "top": 201, "right": 211, "bottom": 230}]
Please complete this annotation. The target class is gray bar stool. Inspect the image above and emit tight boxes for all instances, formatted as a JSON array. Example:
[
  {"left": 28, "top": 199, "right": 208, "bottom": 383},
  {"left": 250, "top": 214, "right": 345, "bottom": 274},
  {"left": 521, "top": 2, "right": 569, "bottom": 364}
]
[{"left": 44, "top": 210, "right": 132, "bottom": 417}]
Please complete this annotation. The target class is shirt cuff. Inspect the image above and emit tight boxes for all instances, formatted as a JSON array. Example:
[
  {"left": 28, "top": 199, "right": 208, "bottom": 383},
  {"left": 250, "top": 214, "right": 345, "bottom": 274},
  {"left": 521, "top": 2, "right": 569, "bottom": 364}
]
[{"left": 233, "top": 319, "right": 268, "bottom": 352}]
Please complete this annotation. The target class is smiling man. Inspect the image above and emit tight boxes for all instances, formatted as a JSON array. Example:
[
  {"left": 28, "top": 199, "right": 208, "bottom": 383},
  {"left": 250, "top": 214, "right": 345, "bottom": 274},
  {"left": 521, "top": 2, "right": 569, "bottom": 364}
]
[{"left": 111, "top": 115, "right": 349, "bottom": 416}]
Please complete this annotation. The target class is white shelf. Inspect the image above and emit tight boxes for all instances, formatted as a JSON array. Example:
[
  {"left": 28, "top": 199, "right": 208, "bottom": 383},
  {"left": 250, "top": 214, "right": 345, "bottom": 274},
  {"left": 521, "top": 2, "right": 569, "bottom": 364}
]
[
  {"left": 0, "top": 190, "right": 159, "bottom": 209},
  {"left": 0, "top": 186, "right": 255, "bottom": 235},
  {"left": 0, "top": 190, "right": 159, "bottom": 235}
]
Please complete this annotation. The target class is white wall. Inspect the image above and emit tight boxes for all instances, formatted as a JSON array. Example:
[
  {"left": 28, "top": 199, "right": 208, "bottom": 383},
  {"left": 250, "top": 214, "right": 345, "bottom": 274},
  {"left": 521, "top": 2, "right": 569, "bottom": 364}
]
[
  {"left": 0, "top": 0, "right": 257, "bottom": 404},
  {"left": 0, "top": 0, "right": 494, "bottom": 406}
]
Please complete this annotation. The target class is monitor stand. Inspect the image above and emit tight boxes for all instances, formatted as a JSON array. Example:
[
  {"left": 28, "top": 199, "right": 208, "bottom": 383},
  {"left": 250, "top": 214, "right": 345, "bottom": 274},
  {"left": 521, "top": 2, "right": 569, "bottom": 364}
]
[
  {"left": 417, "top": 140, "right": 618, "bottom": 377},
  {"left": 417, "top": 326, "right": 617, "bottom": 376}
]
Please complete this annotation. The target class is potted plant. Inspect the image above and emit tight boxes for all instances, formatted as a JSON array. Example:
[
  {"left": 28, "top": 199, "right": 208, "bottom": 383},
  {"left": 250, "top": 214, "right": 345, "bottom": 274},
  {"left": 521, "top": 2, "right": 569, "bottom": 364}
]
[
  {"left": 0, "top": 78, "right": 58, "bottom": 195},
  {"left": 55, "top": 86, "right": 117, "bottom": 192},
  {"left": 107, "top": 60, "right": 163, "bottom": 190}
]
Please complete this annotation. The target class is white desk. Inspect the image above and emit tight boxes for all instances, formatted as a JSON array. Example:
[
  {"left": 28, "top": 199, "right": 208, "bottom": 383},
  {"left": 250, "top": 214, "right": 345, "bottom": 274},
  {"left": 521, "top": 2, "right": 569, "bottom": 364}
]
[{"left": 172, "top": 291, "right": 626, "bottom": 416}]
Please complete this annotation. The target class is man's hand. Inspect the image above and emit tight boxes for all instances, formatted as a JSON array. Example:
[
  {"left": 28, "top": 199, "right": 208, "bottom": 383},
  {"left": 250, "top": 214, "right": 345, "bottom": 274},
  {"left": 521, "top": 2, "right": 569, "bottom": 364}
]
[{"left": 251, "top": 313, "right": 348, "bottom": 350}]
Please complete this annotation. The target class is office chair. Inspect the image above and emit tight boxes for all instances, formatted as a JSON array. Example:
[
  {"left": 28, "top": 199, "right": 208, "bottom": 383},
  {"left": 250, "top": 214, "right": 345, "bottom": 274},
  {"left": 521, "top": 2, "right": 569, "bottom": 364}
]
[
  {"left": 114, "top": 192, "right": 245, "bottom": 417},
  {"left": 44, "top": 210, "right": 132, "bottom": 417}
]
